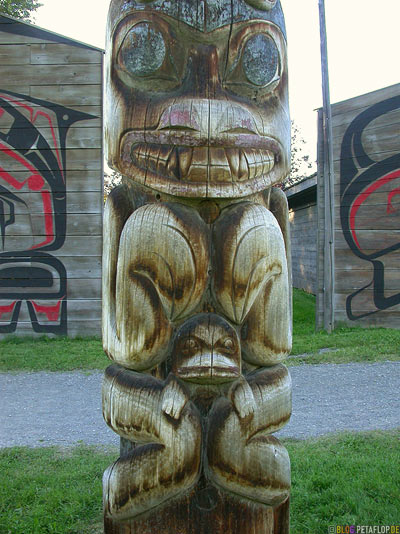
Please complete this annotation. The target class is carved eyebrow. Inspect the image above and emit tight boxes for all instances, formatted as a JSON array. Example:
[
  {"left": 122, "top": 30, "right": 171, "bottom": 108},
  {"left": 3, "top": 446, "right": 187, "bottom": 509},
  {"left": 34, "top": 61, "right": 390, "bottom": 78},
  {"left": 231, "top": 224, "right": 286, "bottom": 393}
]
[{"left": 244, "top": 0, "right": 277, "bottom": 11}]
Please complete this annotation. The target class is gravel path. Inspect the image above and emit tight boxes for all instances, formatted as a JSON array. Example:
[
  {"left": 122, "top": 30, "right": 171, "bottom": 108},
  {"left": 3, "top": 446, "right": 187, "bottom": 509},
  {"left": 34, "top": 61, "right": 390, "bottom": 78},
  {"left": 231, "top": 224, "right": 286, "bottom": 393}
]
[{"left": 0, "top": 362, "right": 399, "bottom": 448}]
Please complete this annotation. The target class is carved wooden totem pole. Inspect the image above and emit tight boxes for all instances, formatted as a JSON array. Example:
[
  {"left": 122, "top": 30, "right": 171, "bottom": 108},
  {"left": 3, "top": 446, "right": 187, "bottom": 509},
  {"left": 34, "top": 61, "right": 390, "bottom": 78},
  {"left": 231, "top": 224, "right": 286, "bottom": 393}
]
[{"left": 102, "top": 0, "right": 292, "bottom": 532}]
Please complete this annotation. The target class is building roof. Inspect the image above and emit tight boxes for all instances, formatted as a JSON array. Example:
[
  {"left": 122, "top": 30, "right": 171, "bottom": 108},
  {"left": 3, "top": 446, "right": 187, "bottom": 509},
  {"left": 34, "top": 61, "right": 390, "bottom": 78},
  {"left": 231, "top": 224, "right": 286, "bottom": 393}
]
[
  {"left": 285, "top": 173, "right": 317, "bottom": 208},
  {"left": 0, "top": 12, "right": 104, "bottom": 52}
]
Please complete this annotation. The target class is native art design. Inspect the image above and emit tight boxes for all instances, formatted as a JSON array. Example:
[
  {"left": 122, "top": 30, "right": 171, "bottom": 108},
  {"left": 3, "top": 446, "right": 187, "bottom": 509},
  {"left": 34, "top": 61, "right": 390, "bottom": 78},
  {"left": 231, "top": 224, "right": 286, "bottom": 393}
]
[
  {"left": 103, "top": 1, "right": 292, "bottom": 532},
  {"left": 340, "top": 95, "right": 400, "bottom": 320},
  {"left": 0, "top": 90, "right": 93, "bottom": 334}
]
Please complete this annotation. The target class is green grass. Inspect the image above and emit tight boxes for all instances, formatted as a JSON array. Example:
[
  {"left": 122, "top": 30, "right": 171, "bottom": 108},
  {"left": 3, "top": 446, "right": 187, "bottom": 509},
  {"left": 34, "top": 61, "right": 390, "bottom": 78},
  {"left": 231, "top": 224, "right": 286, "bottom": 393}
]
[
  {"left": 0, "top": 289, "right": 399, "bottom": 372},
  {"left": 291, "top": 289, "right": 400, "bottom": 364},
  {"left": 288, "top": 431, "right": 400, "bottom": 533},
  {"left": 0, "top": 431, "right": 398, "bottom": 533},
  {"left": 0, "top": 445, "right": 115, "bottom": 534},
  {"left": 0, "top": 336, "right": 105, "bottom": 372}
]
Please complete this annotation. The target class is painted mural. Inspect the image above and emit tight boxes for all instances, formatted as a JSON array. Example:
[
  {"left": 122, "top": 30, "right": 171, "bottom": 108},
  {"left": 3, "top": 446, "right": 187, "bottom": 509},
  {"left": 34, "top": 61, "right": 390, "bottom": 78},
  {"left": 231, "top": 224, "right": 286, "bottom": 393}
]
[
  {"left": 0, "top": 90, "right": 93, "bottom": 334},
  {"left": 340, "top": 95, "right": 400, "bottom": 320}
]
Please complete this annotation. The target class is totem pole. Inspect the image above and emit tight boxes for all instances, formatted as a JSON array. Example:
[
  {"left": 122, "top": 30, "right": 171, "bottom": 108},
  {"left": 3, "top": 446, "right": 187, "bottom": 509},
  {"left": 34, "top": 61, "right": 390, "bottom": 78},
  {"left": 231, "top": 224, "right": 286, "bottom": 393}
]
[{"left": 102, "top": 1, "right": 292, "bottom": 532}]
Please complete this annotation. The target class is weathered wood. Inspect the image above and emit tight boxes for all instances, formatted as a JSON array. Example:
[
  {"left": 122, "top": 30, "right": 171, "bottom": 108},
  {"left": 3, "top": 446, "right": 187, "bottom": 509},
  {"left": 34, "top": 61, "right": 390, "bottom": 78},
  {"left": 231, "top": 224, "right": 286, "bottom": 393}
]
[
  {"left": 30, "top": 84, "right": 102, "bottom": 106},
  {"left": 288, "top": 201, "right": 317, "bottom": 294},
  {"left": 0, "top": 191, "right": 102, "bottom": 215},
  {"left": 102, "top": 0, "right": 292, "bottom": 531},
  {"left": 317, "top": 80, "right": 400, "bottom": 330},
  {"left": 0, "top": 43, "right": 30, "bottom": 64},
  {"left": 30, "top": 43, "right": 103, "bottom": 65},
  {"left": 319, "top": 0, "right": 335, "bottom": 332},
  {"left": 0, "top": 16, "right": 103, "bottom": 338},
  {"left": 0, "top": 127, "right": 102, "bottom": 149},
  {"left": 0, "top": 64, "right": 101, "bottom": 85},
  {"left": 0, "top": 320, "right": 101, "bottom": 337},
  {"left": 104, "top": 493, "right": 290, "bottom": 534}
]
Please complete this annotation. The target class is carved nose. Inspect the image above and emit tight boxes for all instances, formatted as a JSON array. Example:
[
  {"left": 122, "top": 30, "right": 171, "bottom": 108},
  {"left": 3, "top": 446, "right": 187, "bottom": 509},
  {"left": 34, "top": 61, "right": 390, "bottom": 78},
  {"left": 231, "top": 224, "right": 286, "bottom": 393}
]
[{"left": 157, "top": 100, "right": 260, "bottom": 139}]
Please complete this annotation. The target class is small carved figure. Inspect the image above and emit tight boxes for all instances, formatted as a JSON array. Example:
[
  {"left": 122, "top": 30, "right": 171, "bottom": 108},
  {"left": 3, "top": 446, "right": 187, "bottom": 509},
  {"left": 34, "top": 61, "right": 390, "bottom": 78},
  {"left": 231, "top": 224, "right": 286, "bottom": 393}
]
[{"left": 102, "top": 1, "right": 292, "bottom": 532}]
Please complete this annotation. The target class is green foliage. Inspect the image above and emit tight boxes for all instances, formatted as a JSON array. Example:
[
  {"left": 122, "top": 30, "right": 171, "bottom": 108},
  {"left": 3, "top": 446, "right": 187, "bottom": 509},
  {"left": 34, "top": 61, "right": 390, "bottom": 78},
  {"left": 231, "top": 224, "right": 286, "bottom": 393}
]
[
  {"left": 286, "top": 120, "right": 315, "bottom": 188},
  {"left": 0, "top": 0, "right": 42, "bottom": 22},
  {"left": 0, "top": 432, "right": 398, "bottom": 533}
]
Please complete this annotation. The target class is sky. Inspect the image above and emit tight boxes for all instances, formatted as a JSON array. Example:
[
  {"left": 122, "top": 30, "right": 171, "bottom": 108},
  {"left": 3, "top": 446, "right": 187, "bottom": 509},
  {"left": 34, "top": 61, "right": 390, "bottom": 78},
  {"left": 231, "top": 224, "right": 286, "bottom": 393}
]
[{"left": 34, "top": 0, "right": 400, "bottom": 165}]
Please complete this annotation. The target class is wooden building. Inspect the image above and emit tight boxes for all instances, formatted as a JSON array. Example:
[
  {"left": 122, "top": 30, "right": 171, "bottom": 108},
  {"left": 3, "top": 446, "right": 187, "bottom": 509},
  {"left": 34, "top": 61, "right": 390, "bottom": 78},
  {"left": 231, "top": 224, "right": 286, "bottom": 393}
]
[
  {"left": 285, "top": 175, "right": 317, "bottom": 295},
  {"left": 317, "top": 84, "right": 400, "bottom": 329},
  {"left": 0, "top": 14, "right": 103, "bottom": 337}
]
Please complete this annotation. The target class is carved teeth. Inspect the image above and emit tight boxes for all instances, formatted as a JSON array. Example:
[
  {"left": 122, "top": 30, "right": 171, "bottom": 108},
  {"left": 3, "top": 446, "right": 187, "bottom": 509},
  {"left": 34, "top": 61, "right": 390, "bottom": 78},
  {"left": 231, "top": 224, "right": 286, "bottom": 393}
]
[
  {"left": 225, "top": 148, "right": 239, "bottom": 180},
  {"left": 131, "top": 144, "right": 275, "bottom": 183},
  {"left": 167, "top": 148, "right": 178, "bottom": 179},
  {"left": 178, "top": 147, "right": 193, "bottom": 179},
  {"left": 239, "top": 150, "right": 248, "bottom": 181}
]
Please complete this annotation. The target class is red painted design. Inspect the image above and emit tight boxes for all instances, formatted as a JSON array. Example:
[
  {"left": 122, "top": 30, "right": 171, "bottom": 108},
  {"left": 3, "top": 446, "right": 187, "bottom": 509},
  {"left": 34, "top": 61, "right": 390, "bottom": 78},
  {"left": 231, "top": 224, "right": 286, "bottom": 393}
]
[
  {"left": 30, "top": 191, "right": 55, "bottom": 250},
  {"left": 387, "top": 187, "right": 400, "bottom": 214},
  {"left": 0, "top": 300, "right": 17, "bottom": 319},
  {"left": 28, "top": 174, "right": 45, "bottom": 191},
  {"left": 31, "top": 299, "right": 63, "bottom": 322},
  {"left": 349, "top": 169, "right": 400, "bottom": 250},
  {"left": 0, "top": 93, "right": 64, "bottom": 181},
  {"left": 0, "top": 141, "right": 55, "bottom": 249},
  {"left": 0, "top": 143, "right": 39, "bottom": 185}
]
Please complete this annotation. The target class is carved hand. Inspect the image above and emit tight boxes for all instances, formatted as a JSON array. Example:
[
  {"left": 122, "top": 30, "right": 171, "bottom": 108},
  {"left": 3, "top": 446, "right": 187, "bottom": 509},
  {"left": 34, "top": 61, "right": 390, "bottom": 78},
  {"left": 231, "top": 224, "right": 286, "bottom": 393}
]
[
  {"left": 102, "top": 365, "right": 202, "bottom": 521},
  {"left": 206, "top": 365, "right": 291, "bottom": 506}
]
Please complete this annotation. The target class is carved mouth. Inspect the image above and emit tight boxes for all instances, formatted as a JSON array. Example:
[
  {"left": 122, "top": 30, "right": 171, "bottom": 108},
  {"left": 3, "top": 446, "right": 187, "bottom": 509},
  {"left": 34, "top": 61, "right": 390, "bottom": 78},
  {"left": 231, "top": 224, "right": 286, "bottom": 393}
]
[
  {"left": 175, "top": 353, "right": 241, "bottom": 384},
  {"left": 119, "top": 129, "right": 285, "bottom": 197},
  {"left": 129, "top": 143, "right": 275, "bottom": 183}
]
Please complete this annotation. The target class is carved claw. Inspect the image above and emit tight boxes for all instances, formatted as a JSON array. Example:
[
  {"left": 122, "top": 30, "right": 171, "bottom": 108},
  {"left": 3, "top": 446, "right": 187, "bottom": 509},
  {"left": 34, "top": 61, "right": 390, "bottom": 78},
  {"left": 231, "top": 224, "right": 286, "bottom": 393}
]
[
  {"left": 229, "top": 376, "right": 256, "bottom": 419},
  {"left": 161, "top": 374, "right": 189, "bottom": 420}
]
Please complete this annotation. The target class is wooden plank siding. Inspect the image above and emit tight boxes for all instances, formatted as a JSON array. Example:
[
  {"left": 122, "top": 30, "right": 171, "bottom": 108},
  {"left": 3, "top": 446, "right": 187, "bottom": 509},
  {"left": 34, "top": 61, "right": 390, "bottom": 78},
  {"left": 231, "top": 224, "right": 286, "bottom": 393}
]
[
  {"left": 316, "top": 83, "right": 400, "bottom": 330},
  {"left": 0, "top": 15, "right": 103, "bottom": 338},
  {"left": 286, "top": 176, "right": 317, "bottom": 295}
]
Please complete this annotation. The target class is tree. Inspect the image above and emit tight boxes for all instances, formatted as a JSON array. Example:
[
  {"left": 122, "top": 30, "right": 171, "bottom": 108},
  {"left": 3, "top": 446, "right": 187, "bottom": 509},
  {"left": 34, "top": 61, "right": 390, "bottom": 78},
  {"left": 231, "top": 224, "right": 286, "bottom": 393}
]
[
  {"left": 283, "top": 120, "right": 315, "bottom": 189},
  {"left": 0, "top": 0, "right": 42, "bottom": 22},
  {"left": 104, "top": 169, "right": 122, "bottom": 200}
]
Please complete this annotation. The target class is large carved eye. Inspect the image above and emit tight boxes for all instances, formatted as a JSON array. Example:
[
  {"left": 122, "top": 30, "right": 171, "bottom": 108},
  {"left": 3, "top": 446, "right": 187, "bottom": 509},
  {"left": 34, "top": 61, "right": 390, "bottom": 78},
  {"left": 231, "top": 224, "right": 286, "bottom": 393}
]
[
  {"left": 119, "top": 22, "right": 166, "bottom": 77},
  {"left": 242, "top": 34, "right": 279, "bottom": 86}
]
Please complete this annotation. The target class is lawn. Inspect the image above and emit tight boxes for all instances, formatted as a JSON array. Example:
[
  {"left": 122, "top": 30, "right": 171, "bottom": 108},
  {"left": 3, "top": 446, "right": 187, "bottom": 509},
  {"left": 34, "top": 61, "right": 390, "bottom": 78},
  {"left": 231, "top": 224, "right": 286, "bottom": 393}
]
[
  {"left": 0, "top": 289, "right": 399, "bottom": 372},
  {"left": 0, "top": 431, "right": 398, "bottom": 534},
  {"left": 290, "top": 289, "right": 400, "bottom": 364}
]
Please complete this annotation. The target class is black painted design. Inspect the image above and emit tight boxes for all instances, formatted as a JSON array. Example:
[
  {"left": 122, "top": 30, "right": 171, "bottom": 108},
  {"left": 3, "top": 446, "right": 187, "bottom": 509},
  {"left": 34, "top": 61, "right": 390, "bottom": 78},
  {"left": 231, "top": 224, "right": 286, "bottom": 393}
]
[
  {"left": 0, "top": 90, "right": 95, "bottom": 335},
  {"left": 340, "top": 95, "right": 400, "bottom": 320}
]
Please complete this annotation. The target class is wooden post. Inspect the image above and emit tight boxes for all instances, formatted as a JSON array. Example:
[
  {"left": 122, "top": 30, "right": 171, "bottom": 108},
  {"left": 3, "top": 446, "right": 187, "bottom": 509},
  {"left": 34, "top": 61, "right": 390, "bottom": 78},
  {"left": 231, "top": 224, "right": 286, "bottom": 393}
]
[
  {"left": 319, "top": 0, "right": 335, "bottom": 332},
  {"left": 102, "top": 1, "right": 293, "bottom": 532}
]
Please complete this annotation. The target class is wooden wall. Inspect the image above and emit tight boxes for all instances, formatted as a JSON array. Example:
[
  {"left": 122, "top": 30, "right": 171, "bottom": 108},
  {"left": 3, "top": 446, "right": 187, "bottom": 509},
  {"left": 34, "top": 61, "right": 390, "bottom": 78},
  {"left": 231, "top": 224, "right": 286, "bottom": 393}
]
[
  {"left": 317, "top": 84, "right": 400, "bottom": 329},
  {"left": 286, "top": 178, "right": 317, "bottom": 294},
  {"left": 0, "top": 15, "right": 103, "bottom": 337}
]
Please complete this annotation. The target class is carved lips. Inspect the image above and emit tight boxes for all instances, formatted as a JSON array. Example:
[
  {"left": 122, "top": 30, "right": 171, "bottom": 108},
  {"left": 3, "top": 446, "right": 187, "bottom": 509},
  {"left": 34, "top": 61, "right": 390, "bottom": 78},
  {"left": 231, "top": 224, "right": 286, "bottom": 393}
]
[
  {"left": 129, "top": 143, "right": 275, "bottom": 184},
  {"left": 118, "top": 99, "right": 284, "bottom": 196}
]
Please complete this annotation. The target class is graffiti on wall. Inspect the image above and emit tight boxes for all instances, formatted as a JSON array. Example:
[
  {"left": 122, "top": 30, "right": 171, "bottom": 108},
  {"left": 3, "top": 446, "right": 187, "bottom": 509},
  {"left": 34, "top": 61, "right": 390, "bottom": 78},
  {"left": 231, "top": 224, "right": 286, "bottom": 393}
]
[
  {"left": 340, "top": 95, "right": 400, "bottom": 320},
  {"left": 0, "top": 90, "right": 93, "bottom": 334}
]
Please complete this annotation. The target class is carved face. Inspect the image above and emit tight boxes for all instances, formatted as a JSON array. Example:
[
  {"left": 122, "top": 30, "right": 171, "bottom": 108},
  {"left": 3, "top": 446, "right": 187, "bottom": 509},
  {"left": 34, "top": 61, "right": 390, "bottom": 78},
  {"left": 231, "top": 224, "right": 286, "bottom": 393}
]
[
  {"left": 106, "top": 0, "right": 290, "bottom": 198},
  {"left": 171, "top": 313, "right": 241, "bottom": 384}
]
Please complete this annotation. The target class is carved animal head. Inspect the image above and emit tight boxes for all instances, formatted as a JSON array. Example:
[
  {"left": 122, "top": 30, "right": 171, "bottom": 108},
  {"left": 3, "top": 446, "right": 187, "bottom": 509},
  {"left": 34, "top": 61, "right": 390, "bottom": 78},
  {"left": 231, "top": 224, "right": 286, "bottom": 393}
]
[
  {"left": 106, "top": 0, "right": 290, "bottom": 198},
  {"left": 171, "top": 313, "right": 241, "bottom": 384}
]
